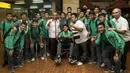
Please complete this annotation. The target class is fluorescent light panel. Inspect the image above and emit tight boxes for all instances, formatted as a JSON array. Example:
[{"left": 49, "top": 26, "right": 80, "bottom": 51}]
[
  {"left": 39, "top": 9, "right": 45, "bottom": 11},
  {"left": 44, "top": 5, "right": 51, "bottom": 8},
  {"left": 15, "top": 1, "right": 25, "bottom": 4},
  {"left": 33, "top": 0, "right": 43, "bottom": 3},
  {"left": 13, "top": 8, "right": 21, "bottom": 10},
  {"left": 30, "top": 5, "right": 38, "bottom": 9}
]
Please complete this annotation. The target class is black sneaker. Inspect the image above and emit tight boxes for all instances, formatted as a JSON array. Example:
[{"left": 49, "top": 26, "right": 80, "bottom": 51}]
[
  {"left": 104, "top": 67, "right": 114, "bottom": 72},
  {"left": 2, "top": 61, "right": 8, "bottom": 67},
  {"left": 96, "top": 64, "right": 101, "bottom": 68},
  {"left": 109, "top": 67, "right": 114, "bottom": 73},
  {"left": 104, "top": 68, "right": 109, "bottom": 72},
  {"left": 120, "top": 69, "right": 126, "bottom": 73}
]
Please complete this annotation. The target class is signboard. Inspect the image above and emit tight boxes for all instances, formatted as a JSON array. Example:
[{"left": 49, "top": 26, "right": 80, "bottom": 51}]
[{"left": 0, "top": 2, "right": 11, "bottom": 9}]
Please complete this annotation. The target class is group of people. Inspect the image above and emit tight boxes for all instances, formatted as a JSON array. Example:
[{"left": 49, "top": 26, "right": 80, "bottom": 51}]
[{"left": 0, "top": 6, "right": 130, "bottom": 73}]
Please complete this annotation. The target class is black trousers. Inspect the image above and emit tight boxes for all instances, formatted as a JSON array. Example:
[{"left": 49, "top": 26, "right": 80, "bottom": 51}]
[
  {"left": 121, "top": 41, "right": 130, "bottom": 70},
  {"left": 23, "top": 34, "right": 30, "bottom": 60},
  {"left": 102, "top": 45, "right": 122, "bottom": 73},
  {"left": 49, "top": 38, "right": 57, "bottom": 60},
  {"left": 3, "top": 46, "right": 8, "bottom": 64},
  {"left": 102, "top": 45, "right": 115, "bottom": 69},
  {"left": 73, "top": 40, "right": 88, "bottom": 62},
  {"left": 30, "top": 40, "right": 40, "bottom": 58},
  {"left": 14, "top": 48, "right": 23, "bottom": 65},
  {"left": 5, "top": 48, "right": 14, "bottom": 70},
  {"left": 90, "top": 41, "right": 102, "bottom": 64}
]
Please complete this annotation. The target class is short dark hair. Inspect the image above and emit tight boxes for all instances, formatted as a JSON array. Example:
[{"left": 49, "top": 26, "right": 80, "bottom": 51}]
[
  {"left": 20, "top": 12, "right": 27, "bottom": 16},
  {"left": 97, "top": 22, "right": 105, "bottom": 27},
  {"left": 61, "top": 12, "right": 66, "bottom": 16},
  {"left": 71, "top": 13, "right": 78, "bottom": 18},
  {"left": 80, "top": 11, "right": 84, "bottom": 14},
  {"left": 94, "top": 6, "right": 100, "bottom": 10},
  {"left": 6, "top": 12, "right": 12, "bottom": 16},
  {"left": 12, "top": 15, "right": 18, "bottom": 18},
  {"left": 44, "top": 11, "right": 49, "bottom": 15},
  {"left": 89, "top": 11, "right": 95, "bottom": 15},
  {"left": 21, "top": 21, "right": 27, "bottom": 26},
  {"left": 67, "top": 12, "right": 71, "bottom": 15},
  {"left": 36, "top": 12, "right": 41, "bottom": 15},
  {"left": 32, "top": 18, "right": 38, "bottom": 23},
  {"left": 63, "top": 24, "right": 68, "bottom": 28},
  {"left": 99, "top": 13, "right": 106, "bottom": 17},
  {"left": 67, "top": 7, "right": 72, "bottom": 10}
]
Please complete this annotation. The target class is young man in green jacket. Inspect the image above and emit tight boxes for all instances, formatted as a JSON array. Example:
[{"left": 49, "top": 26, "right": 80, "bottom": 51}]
[
  {"left": 87, "top": 11, "right": 100, "bottom": 64},
  {"left": 29, "top": 19, "right": 43, "bottom": 61},
  {"left": 4, "top": 22, "right": 27, "bottom": 73},
  {"left": 99, "top": 13, "right": 116, "bottom": 29},
  {"left": 95, "top": 22, "right": 125, "bottom": 73},
  {"left": 0, "top": 13, "right": 14, "bottom": 67},
  {"left": 14, "top": 12, "right": 31, "bottom": 62},
  {"left": 41, "top": 12, "right": 50, "bottom": 57},
  {"left": 13, "top": 22, "right": 26, "bottom": 68}
]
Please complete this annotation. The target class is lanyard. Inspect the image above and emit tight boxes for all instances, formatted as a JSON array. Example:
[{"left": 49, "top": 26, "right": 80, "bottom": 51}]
[{"left": 55, "top": 20, "right": 56, "bottom": 38}]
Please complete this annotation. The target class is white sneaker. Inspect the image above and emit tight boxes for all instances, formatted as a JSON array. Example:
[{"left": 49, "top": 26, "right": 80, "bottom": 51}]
[
  {"left": 31, "top": 58, "right": 35, "bottom": 62},
  {"left": 70, "top": 60, "right": 77, "bottom": 64},
  {"left": 77, "top": 61, "right": 83, "bottom": 66},
  {"left": 47, "top": 53, "right": 50, "bottom": 56},
  {"left": 68, "top": 57, "right": 72, "bottom": 63},
  {"left": 101, "top": 63, "right": 105, "bottom": 68},
  {"left": 41, "top": 57, "right": 45, "bottom": 60}
]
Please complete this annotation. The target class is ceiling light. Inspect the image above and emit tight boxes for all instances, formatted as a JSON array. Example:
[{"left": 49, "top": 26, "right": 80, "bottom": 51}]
[
  {"left": 33, "top": 0, "right": 43, "bottom": 3},
  {"left": 44, "top": 5, "right": 51, "bottom": 8},
  {"left": 15, "top": 1, "right": 25, "bottom": 4},
  {"left": 30, "top": 5, "right": 38, "bottom": 9},
  {"left": 13, "top": 8, "right": 21, "bottom": 10}
]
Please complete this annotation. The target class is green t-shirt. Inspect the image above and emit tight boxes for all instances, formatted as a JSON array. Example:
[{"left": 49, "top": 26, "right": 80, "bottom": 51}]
[
  {"left": 59, "top": 31, "right": 72, "bottom": 43},
  {"left": 84, "top": 18, "right": 90, "bottom": 25},
  {"left": 60, "top": 31, "right": 72, "bottom": 37},
  {"left": 88, "top": 18, "right": 100, "bottom": 36},
  {"left": 0, "top": 20, "right": 14, "bottom": 35},
  {"left": 28, "top": 26, "right": 42, "bottom": 40},
  {"left": 41, "top": 18, "right": 49, "bottom": 38},
  {"left": 38, "top": 19, "right": 42, "bottom": 25},
  {"left": 78, "top": 16, "right": 86, "bottom": 23},
  {"left": 67, "top": 18, "right": 72, "bottom": 25}
]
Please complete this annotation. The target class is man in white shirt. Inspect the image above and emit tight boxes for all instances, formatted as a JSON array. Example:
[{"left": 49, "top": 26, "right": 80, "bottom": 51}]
[
  {"left": 109, "top": 8, "right": 130, "bottom": 72},
  {"left": 46, "top": 12, "right": 61, "bottom": 60},
  {"left": 69, "top": 13, "right": 89, "bottom": 66}
]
